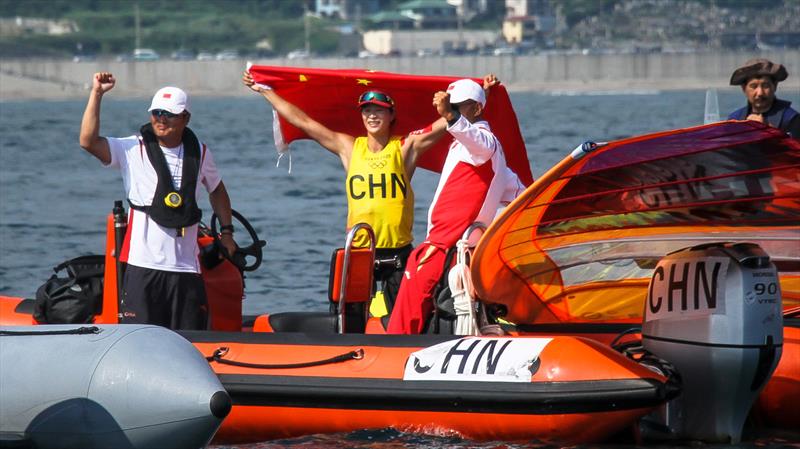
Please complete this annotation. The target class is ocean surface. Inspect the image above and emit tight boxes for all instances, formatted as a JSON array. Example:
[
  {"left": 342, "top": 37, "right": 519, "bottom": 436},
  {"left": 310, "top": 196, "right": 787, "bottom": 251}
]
[{"left": 1, "top": 88, "right": 799, "bottom": 449}]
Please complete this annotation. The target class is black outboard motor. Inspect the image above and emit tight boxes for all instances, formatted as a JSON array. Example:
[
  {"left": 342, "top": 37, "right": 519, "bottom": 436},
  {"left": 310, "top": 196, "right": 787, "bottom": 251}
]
[{"left": 642, "top": 242, "right": 783, "bottom": 443}]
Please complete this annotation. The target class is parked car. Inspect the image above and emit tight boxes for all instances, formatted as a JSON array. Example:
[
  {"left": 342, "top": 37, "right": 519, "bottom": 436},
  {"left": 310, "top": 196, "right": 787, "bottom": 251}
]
[
  {"left": 216, "top": 49, "right": 239, "bottom": 60},
  {"left": 286, "top": 50, "right": 310, "bottom": 60},
  {"left": 196, "top": 52, "right": 215, "bottom": 61},
  {"left": 72, "top": 54, "right": 96, "bottom": 62},
  {"left": 492, "top": 46, "right": 518, "bottom": 56},
  {"left": 171, "top": 49, "right": 195, "bottom": 60},
  {"left": 133, "top": 48, "right": 160, "bottom": 61}
]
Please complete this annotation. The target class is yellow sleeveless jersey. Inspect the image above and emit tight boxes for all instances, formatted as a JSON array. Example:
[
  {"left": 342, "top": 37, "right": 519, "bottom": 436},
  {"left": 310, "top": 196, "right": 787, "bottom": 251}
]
[{"left": 346, "top": 137, "right": 414, "bottom": 248}]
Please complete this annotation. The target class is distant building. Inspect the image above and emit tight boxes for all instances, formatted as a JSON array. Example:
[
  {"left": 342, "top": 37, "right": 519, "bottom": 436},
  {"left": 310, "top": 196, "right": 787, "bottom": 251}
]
[
  {"left": 314, "top": 0, "right": 383, "bottom": 20},
  {"left": 502, "top": 0, "right": 556, "bottom": 44},
  {"left": 445, "top": 0, "right": 495, "bottom": 18},
  {"left": 0, "top": 17, "right": 78, "bottom": 37},
  {"left": 397, "top": 0, "right": 457, "bottom": 29},
  {"left": 369, "top": 11, "right": 416, "bottom": 30},
  {"left": 365, "top": 0, "right": 493, "bottom": 31},
  {"left": 363, "top": 29, "right": 496, "bottom": 55}
]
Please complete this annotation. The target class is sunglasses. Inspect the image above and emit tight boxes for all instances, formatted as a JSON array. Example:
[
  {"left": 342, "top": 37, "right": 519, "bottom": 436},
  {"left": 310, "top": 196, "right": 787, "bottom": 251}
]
[
  {"left": 358, "top": 91, "right": 395, "bottom": 107},
  {"left": 151, "top": 109, "right": 184, "bottom": 119}
]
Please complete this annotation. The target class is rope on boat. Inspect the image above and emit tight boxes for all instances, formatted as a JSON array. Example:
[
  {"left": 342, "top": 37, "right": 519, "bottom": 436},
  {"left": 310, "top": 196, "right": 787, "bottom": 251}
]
[
  {"left": 0, "top": 326, "right": 100, "bottom": 336},
  {"left": 611, "top": 328, "right": 683, "bottom": 400},
  {"left": 206, "top": 346, "right": 364, "bottom": 369},
  {"left": 610, "top": 326, "right": 642, "bottom": 349}
]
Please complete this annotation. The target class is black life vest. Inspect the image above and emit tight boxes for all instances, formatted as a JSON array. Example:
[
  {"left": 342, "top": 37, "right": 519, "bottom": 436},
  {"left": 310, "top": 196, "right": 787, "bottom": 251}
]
[{"left": 129, "top": 123, "right": 203, "bottom": 229}]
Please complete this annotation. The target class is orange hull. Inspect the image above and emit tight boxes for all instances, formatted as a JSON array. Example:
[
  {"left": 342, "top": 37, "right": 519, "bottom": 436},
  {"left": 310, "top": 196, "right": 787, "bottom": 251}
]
[
  {"left": 185, "top": 330, "right": 673, "bottom": 444},
  {"left": 3, "top": 294, "right": 798, "bottom": 443},
  {"left": 217, "top": 406, "right": 648, "bottom": 443},
  {"left": 0, "top": 295, "right": 36, "bottom": 326}
]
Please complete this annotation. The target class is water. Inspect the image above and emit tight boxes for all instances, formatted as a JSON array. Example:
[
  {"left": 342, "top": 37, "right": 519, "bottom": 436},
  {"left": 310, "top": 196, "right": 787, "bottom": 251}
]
[{"left": 2, "top": 88, "right": 799, "bottom": 448}]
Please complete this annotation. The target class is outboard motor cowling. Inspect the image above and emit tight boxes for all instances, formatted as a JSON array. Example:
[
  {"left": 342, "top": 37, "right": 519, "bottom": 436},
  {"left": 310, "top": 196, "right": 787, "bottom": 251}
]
[{"left": 642, "top": 242, "right": 782, "bottom": 443}]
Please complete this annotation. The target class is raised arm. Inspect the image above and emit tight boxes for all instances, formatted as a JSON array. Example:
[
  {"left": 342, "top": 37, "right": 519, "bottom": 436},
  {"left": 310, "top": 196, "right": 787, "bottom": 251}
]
[
  {"left": 79, "top": 72, "right": 114, "bottom": 164},
  {"left": 242, "top": 71, "right": 354, "bottom": 166},
  {"left": 401, "top": 117, "right": 448, "bottom": 178},
  {"left": 483, "top": 73, "right": 499, "bottom": 94}
]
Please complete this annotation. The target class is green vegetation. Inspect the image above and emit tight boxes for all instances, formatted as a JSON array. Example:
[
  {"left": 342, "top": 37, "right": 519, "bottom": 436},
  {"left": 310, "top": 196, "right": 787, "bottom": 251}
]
[
  {"left": 0, "top": 0, "right": 792, "bottom": 58},
  {"left": 0, "top": 0, "right": 341, "bottom": 57},
  {"left": 558, "top": 0, "right": 618, "bottom": 28}
]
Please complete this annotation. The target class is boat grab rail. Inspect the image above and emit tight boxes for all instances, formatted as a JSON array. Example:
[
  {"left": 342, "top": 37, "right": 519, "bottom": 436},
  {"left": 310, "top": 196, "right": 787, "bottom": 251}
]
[
  {"left": 461, "top": 222, "right": 487, "bottom": 246},
  {"left": 459, "top": 222, "right": 489, "bottom": 336},
  {"left": 206, "top": 346, "right": 364, "bottom": 369},
  {"left": 339, "top": 223, "right": 376, "bottom": 334}
]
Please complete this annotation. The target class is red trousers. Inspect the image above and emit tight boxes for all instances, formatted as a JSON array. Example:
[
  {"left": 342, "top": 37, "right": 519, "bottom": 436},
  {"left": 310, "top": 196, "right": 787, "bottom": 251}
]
[{"left": 386, "top": 243, "right": 447, "bottom": 334}]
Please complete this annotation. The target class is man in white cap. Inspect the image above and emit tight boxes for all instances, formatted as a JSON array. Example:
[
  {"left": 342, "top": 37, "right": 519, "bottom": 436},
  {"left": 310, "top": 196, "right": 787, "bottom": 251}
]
[
  {"left": 79, "top": 71, "right": 238, "bottom": 330},
  {"left": 387, "top": 77, "right": 522, "bottom": 334}
]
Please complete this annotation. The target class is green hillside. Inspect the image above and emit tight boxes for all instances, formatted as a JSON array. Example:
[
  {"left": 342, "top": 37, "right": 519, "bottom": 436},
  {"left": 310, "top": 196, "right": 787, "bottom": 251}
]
[
  {"left": 0, "top": 0, "right": 794, "bottom": 58},
  {"left": 0, "top": 0, "right": 343, "bottom": 57}
]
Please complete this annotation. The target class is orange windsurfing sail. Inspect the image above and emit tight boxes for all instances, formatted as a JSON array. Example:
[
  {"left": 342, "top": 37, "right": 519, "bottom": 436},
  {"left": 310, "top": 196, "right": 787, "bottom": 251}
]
[
  {"left": 247, "top": 65, "right": 533, "bottom": 185},
  {"left": 471, "top": 121, "right": 800, "bottom": 325}
]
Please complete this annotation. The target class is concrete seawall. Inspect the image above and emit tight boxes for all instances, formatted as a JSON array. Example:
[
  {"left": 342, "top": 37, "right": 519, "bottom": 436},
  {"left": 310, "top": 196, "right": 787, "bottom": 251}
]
[{"left": 1, "top": 50, "right": 798, "bottom": 100}]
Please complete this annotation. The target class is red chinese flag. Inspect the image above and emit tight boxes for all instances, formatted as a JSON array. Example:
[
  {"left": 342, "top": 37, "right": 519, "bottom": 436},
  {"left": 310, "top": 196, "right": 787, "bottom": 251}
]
[{"left": 248, "top": 65, "right": 533, "bottom": 185}]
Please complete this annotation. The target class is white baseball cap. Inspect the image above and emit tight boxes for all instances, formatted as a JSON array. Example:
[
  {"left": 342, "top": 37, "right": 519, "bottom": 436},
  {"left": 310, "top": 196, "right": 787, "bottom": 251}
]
[
  {"left": 446, "top": 79, "right": 485, "bottom": 107},
  {"left": 148, "top": 86, "right": 190, "bottom": 114}
]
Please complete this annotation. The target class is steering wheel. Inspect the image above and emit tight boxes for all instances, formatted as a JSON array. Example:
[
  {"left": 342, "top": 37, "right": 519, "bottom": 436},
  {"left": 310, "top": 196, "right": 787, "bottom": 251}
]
[{"left": 211, "top": 209, "right": 265, "bottom": 272}]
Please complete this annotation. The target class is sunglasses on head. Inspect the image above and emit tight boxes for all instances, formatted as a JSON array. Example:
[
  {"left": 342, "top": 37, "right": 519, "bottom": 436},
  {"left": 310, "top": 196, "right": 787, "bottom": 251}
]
[
  {"left": 358, "top": 91, "right": 394, "bottom": 107},
  {"left": 151, "top": 109, "right": 183, "bottom": 119}
]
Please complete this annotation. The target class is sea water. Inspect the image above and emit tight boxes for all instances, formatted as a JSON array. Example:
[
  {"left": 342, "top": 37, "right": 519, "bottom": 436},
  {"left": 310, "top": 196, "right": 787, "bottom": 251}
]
[{"left": 1, "top": 89, "right": 798, "bottom": 449}]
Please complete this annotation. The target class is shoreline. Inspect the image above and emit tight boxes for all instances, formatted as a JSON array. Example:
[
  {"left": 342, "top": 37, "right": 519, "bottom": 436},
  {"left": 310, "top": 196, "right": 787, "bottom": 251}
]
[
  {"left": 2, "top": 50, "right": 798, "bottom": 100},
  {"left": 6, "top": 71, "right": 798, "bottom": 101}
]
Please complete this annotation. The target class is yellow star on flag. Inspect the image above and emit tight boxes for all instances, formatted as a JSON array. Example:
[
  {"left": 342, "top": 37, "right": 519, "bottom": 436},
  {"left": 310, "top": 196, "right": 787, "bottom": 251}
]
[
  {"left": 299, "top": 74, "right": 308, "bottom": 82},
  {"left": 356, "top": 78, "right": 372, "bottom": 86}
]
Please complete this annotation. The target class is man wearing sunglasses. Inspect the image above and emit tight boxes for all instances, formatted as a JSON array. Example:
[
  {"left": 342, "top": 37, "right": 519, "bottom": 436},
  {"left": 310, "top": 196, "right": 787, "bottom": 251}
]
[
  {"left": 243, "top": 71, "right": 449, "bottom": 314},
  {"left": 79, "top": 71, "right": 238, "bottom": 330},
  {"left": 387, "top": 77, "right": 523, "bottom": 334}
]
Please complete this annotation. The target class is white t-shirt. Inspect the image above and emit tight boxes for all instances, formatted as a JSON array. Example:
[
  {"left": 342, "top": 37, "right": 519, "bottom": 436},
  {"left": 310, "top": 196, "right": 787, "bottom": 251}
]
[{"left": 105, "top": 135, "right": 222, "bottom": 273}]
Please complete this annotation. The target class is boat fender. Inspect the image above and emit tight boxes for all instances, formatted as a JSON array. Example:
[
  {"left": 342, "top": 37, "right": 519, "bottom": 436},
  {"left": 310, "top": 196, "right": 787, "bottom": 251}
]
[{"left": 0, "top": 324, "right": 230, "bottom": 449}]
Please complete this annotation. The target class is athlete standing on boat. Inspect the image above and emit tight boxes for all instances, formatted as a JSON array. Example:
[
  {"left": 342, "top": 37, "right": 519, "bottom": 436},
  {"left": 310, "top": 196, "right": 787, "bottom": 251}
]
[
  {"left": 242, "top": 70, "right": 460, "bottom": 314},
  {"left": 387, "top": 78, "right": 521, "bottom": 334},
  {"left": 79, "top": 72, "right": 238, "bottom": 330},
  {"left": 728, "top": 58, "right": 800, "bottom": 138}
]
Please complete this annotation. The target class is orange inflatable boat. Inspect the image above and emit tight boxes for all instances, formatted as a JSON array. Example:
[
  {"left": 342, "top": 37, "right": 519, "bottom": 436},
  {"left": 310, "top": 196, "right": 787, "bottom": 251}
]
[
  {"left": 189, "top": 331, "right": 675, "bottom": 444},
  {"left": 2, "top": 121, "right": 798, "bottom": 446},
  {"left": 0, "top": 228, "right": 678, "bottom": 444}
]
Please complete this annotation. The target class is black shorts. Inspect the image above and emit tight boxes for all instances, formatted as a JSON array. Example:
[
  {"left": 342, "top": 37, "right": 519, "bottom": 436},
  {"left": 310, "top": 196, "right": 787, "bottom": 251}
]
[
  {"left": 120, "top": 264, "right": 208, "bottom": 330},
  {"left": 374, "top": 244, "right": 413, "bottom": 314}
]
